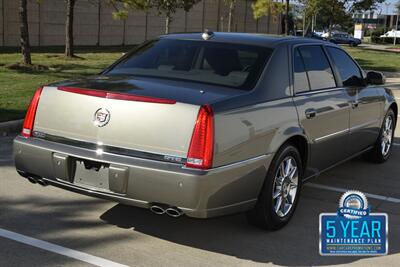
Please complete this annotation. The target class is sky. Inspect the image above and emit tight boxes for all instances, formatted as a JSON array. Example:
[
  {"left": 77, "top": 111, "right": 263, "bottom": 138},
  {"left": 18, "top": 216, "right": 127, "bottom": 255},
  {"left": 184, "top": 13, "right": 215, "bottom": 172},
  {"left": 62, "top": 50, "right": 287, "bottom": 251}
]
[{"left": 376, "top": 0, "right": 399, "bottom": 14}]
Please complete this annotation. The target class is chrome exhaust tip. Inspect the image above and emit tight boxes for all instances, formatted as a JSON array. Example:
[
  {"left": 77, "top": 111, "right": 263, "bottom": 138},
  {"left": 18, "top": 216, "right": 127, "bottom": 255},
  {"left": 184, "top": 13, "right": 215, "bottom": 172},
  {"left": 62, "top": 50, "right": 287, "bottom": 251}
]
[
  {"left": 27, "top": 177, "right": 37, "bottom": 184},
  {"left": 37, "top": 179, "right": 48, "bottom": 187},
  {"left": 165, "top": 207, "right": 183, "bottom": 218},
  {"left": 150, "top": 205, "right": 166, "bottom": 215}
]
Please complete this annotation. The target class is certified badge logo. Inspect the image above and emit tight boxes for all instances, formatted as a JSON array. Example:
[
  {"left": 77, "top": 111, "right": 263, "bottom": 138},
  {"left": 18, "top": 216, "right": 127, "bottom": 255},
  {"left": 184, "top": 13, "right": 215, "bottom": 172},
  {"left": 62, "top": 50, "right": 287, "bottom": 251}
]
[
  {"left": 93, "top": 108, "right": 111, "bottom": 127},
  {"left": 319, "top": 190, "right": 388, "bottom": 256},
  {"left": 338, "top": 191, "right": 369, "bottom": 219}
]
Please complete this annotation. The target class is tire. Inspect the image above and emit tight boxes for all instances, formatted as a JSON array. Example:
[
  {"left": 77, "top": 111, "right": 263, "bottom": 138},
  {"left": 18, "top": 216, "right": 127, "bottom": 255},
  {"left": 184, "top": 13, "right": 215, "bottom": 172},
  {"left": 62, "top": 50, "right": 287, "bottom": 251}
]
[
  {"left": 349, "top": 42, "right": 355, "bottom": 47},
  {"left": 365, "top": 109, "right": 395, "bottom": 163},
  {"left": 246, "top": 144, "right": 303, "bottom": 230}
]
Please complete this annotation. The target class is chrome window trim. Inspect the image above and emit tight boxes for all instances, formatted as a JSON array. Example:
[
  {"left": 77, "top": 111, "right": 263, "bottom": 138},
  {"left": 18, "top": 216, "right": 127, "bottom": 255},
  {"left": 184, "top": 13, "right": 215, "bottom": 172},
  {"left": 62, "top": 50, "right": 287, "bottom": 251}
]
[{"left": 295, "top": 87, "right": 345, "bottom": 96}]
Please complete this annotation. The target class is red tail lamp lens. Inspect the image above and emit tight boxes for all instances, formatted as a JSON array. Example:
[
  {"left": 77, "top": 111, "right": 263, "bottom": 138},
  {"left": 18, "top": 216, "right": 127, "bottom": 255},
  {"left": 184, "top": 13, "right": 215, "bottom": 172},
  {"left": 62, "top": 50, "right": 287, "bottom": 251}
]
[
  {"left": 186, "top": 105, "right": 214, "bottom": 169},
  {"left": 22, "top": 87, "right": 43, "bottom": 137}
]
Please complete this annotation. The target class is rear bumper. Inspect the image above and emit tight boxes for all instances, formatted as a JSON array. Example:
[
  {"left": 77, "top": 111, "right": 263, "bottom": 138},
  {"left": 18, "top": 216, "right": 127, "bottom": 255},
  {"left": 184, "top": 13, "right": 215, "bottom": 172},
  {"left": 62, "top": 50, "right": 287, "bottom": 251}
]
[{"left": 13, "top": 136, "right": 272, "bottom": 218}]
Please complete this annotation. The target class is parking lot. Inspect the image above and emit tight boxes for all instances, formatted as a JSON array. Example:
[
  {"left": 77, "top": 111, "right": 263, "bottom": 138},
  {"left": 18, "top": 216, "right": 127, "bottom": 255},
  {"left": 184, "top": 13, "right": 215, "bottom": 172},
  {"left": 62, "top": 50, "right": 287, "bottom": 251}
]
[{"left": 0, "top": 90, "right": 400, "bottom": 267}]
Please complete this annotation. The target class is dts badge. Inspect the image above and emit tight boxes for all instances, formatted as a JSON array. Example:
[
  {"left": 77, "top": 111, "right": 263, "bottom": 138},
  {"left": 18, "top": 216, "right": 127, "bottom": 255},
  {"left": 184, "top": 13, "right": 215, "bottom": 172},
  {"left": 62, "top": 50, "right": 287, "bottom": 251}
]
[{"left": 319, "top": 190, "right": 388, "bottom": 255}]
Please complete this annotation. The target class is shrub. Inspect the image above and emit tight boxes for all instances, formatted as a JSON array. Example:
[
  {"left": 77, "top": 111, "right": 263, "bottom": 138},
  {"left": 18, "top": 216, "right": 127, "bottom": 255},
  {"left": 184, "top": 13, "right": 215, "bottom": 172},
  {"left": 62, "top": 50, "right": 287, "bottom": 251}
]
[{"left": 371, "top": 28, "right": 385, "bottom": 43}]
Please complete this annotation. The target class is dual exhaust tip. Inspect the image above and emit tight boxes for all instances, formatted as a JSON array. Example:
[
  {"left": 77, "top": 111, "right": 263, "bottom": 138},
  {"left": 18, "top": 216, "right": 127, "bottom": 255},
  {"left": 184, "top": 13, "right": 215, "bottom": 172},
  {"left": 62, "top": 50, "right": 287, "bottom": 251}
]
[
  {"left": 20, "top": 172, "right": 181, "bottom": 217},
  {"left": 150, "top": 204, "right": 183, "bottom": 218},
  {"left": 27, "top": 175, "right": 48, "bottom": 187}
]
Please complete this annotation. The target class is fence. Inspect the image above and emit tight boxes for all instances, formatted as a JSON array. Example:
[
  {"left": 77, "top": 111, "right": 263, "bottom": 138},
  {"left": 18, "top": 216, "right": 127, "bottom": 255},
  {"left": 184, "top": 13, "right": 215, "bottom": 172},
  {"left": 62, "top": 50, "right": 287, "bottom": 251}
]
[{"left": 0, "top": 0, "right": 280, "bottom": 47}]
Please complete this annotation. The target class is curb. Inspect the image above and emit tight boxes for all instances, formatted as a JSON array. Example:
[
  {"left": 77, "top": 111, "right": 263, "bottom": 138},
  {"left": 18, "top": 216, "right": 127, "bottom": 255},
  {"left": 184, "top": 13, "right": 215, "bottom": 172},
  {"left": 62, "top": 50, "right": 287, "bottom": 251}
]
[
  {"left": 0, "top": 119, "right": 23, "bottom": 136},
  {"left": 359, "top": 46, "right": 400, "bottom": 54}
]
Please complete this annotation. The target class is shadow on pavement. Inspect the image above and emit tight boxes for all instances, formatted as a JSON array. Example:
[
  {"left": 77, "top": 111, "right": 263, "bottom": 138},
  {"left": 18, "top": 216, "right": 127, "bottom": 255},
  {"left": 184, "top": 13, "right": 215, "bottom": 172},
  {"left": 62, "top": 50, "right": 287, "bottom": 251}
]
[
  {"left": 0, "top": 196, "right": 130, "bottom": 267},
  {"left": 100, "top": 197, "right": 398, "bottom": 266}
]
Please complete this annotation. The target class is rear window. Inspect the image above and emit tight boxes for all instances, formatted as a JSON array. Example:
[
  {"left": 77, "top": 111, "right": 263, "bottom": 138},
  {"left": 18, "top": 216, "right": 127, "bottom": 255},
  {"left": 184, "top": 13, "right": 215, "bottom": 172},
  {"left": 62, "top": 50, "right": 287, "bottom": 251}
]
[{"left": 105, "top": 39, "right": 272, "bottom": 90}]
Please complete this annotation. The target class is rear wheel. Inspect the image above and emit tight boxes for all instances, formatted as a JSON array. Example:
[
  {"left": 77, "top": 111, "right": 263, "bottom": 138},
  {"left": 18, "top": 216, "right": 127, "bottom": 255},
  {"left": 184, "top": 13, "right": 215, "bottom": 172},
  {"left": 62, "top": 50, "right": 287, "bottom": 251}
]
[
  {"left": 246, "top": 144, "right": 302, "bottom": 230},
  {"left": 365, "top": 109, "right": 395, "bottom": 163}
]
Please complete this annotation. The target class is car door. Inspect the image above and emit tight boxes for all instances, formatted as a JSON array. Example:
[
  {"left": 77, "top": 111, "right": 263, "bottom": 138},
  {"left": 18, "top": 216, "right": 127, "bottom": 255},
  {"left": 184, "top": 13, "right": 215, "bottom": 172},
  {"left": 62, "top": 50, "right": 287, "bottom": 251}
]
[
  {"left": 333, "top": 34, "right": 343, "bottom": 44},
  {"left": 292, "top": 45, "right": 351, "bottom": 178},
  {"left": 326, "top": 46, "right": 383, "bottom": 155}
]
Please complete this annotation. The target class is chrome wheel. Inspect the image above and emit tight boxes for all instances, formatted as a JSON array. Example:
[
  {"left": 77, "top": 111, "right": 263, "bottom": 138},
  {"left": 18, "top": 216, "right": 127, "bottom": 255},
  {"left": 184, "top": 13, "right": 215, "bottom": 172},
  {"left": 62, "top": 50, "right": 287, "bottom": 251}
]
[
  {"left": 272, "top": 156, "right": 299, "bottom": 217},
  {"left": 381, "top": 115, "right": 393, "bottom": 157}
]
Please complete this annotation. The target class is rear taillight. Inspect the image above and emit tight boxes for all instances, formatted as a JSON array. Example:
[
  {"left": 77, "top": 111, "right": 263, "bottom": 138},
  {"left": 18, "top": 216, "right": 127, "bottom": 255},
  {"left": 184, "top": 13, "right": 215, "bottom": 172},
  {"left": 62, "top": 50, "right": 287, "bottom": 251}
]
[
  {"left": 22, "top": 87, "right": 43, "bottom": 137},
  {"left": 185, "top": 105, "right": 214, "bottom": 169}
]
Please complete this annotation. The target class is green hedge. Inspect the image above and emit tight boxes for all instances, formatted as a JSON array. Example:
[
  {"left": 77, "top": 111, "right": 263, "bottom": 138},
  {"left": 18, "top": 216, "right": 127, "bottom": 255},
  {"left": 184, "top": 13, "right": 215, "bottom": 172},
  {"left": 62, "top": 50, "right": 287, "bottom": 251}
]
[{"left": 372, "top": 37, "right": 399, "bottom": 44}]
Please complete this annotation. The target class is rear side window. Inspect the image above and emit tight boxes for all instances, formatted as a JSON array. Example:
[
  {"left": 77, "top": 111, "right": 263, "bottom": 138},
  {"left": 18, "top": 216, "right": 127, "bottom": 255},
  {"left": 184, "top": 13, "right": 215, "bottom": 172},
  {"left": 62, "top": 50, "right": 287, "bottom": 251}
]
[
  {"left": 106, "top": 39, "right": 272, "bottom": 90},
  {"left": 293, "top": 48, "right": 310, "bottom": 93},
  {"left": 326, "top": 47, "right": 363, "bottom": 87},
  {"left": 298, "top": 46, "right": 336, "bottom": 90}
]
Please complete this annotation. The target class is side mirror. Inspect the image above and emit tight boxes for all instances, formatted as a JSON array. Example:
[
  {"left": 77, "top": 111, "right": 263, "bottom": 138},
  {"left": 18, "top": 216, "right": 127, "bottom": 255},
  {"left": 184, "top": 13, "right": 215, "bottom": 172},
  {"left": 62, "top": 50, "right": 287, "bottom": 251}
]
[{"left": 366, "top": 71, "right": 385, "bottom": 85}]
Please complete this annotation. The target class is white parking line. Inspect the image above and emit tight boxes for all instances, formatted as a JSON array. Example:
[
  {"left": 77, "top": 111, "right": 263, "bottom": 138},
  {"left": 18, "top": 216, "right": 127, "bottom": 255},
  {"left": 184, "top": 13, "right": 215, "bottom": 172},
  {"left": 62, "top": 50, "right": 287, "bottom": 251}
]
[
  {"left": 0, "top": 229, "right": 129, "bottom": 267},
  {"left": 306, "top": 183, "right": 400, "bottom": 203}
]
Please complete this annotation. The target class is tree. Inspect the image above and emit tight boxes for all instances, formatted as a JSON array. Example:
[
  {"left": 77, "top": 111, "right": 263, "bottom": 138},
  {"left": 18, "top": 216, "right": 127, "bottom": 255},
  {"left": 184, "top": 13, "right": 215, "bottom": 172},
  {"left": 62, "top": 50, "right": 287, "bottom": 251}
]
[
  {"left": 112, "top": 0, "right": 200, "bottom": 35},
  {"left": 296, "top": 0, "right": 386, "bottom": 36},
  {"left": 65, "top": 0, "right": 76, "bottom": 57},
  {"left": 110, "top": 0, "right": 150, "bottom": 20},
  {"left": 19, "top": 0, "right": 31, "bottom": 65},
  {"left": 298, "top": 0, "right": 320, "bottom": 34},
  {"left": 351, "top": 0, "right": 385, "bottom": 12},
  {"left": 225, "top": 0, "right": 236, "bottom": 32},
  {"left": 394, "top": 0, "right": 400, "bottom": 45},
  {"left": 252, "top": 0, "right": 285, "bottom": 33},
  {"left": 285, "top": 0, "right": 289, "bottom": 35},
  {"left": 151, "top": 0, "right": 200, "bottom": 34}
]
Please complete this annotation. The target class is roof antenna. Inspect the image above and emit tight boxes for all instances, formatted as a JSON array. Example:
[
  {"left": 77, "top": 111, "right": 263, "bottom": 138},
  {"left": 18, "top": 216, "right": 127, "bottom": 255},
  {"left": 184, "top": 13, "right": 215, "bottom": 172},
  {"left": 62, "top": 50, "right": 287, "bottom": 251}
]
[{"left": 202, "top": 29, "right": 214, "bottom": 40}]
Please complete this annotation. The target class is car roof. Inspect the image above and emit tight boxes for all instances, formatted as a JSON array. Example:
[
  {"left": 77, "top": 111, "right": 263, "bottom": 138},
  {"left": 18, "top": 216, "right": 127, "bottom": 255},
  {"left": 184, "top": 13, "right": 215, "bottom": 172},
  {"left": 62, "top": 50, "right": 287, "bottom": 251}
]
[{"left": 160, "top": 32, "right": 328, "bottom": 48}]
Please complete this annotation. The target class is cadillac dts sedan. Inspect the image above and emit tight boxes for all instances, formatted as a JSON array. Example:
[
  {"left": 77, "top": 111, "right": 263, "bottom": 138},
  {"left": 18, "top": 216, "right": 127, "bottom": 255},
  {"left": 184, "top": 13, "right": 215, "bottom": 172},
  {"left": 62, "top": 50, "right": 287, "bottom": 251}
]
[{"left": 14, "top": 32, "right": 397, "bottom": 230}]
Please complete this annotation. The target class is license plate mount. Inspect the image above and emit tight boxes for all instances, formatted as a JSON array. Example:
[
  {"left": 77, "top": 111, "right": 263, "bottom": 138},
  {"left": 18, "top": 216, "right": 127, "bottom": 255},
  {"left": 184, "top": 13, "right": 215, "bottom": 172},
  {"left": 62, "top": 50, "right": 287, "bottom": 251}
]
[{"left": 73, "top": 159, "right": 110, "bottom": 191}]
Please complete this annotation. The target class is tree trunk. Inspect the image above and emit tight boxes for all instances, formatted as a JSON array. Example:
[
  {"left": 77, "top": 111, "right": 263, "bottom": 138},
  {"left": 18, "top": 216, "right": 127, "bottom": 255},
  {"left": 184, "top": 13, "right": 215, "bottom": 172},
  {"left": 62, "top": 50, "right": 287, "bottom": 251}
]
[
  {"left": 65, "top": 0, "right": 75, "bottom": 57},
  {"left": 285, "top": 0, "right": 289, "bottom": 35},
  {"left": 394, "top": 15, "right": 399, "bottom": 46},
  {"left": 19, "top": 0, "right": 31, "bottom": 65},
  {"left": 165, "top": 14, "right": 170, "bottom": 34},
  {"left": 328, "top": 0, "right": 335, "bottom": 39},
  {"left": 227, "top": 1, "right": 234, "bottom": 32},
  {"left": 266, "top": 7, "right": 271, "bottom": 33}
]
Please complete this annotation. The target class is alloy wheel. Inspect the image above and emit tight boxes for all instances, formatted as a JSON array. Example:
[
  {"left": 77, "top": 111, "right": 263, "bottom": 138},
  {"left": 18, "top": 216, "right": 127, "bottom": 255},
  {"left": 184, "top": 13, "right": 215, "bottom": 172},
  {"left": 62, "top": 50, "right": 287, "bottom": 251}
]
[
  {"left": 272, "top": 156, "right": 299, "bottom": 217},
  {"left": 381, "top": 115, "right": 393, "bottom": 157}
]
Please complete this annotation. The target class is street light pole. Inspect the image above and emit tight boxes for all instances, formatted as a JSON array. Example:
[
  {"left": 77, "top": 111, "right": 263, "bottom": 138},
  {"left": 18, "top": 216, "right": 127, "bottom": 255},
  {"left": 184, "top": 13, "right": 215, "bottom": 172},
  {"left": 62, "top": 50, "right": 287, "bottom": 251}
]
[{"left": 394, "top": 13, "right": 399, "bottom": 46}]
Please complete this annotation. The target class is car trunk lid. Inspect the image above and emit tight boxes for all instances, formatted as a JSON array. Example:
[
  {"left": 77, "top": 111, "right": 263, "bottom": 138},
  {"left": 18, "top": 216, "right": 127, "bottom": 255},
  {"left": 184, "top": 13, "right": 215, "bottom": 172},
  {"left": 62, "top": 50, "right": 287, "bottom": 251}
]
[{"left": 33, "top": 85, "right": 201, "bottom": 159}]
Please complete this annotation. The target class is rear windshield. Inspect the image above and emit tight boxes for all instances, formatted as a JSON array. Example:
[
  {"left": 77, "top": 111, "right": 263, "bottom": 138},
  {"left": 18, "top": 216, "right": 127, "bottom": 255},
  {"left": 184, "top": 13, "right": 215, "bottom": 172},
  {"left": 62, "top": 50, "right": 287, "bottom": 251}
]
[{"left": 105, "top": 39, "right": 272, "bottom": 90}]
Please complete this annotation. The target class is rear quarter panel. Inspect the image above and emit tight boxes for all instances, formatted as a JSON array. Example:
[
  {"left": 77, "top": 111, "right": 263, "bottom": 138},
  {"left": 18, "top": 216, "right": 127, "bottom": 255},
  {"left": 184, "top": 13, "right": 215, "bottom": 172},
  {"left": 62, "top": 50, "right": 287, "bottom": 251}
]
[{"left": 213, "top": 98, "right": 302, "bottom": 167}]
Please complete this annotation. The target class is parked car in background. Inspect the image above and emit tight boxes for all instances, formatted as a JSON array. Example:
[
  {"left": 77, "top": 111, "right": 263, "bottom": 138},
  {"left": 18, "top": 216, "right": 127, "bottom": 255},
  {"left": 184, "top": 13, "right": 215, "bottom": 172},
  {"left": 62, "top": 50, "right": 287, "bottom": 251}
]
[
  {"left": 329, "top": 33, "right": 361, "bottom": 46},
  {"left": 14, "top": 32, "right": 396, "bottom": 230},
  {"left": 305, "top": 32, "right": 327, "bottom": 41}
]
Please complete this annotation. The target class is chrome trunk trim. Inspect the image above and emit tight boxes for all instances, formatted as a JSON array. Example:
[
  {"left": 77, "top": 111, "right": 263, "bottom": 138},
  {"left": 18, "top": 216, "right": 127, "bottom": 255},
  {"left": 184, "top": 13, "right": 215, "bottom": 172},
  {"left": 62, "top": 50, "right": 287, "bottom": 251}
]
[{"left": 32, "top": 131, "right": 186, "bottom": 164}]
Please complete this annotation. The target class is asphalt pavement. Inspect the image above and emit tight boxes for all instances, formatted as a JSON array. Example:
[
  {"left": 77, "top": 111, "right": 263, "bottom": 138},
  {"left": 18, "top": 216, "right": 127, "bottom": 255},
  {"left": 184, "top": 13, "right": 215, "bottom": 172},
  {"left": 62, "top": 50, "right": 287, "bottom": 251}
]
[{"left": 1, "top": 91, "right": 400, "bottom": 267}]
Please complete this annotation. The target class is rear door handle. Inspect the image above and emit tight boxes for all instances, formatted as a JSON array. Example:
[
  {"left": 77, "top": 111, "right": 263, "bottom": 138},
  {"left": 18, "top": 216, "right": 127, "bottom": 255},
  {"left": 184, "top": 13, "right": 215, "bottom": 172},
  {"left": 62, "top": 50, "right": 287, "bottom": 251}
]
[{"left": 305, "top": 109, "right": 316, "bottom": 119}]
